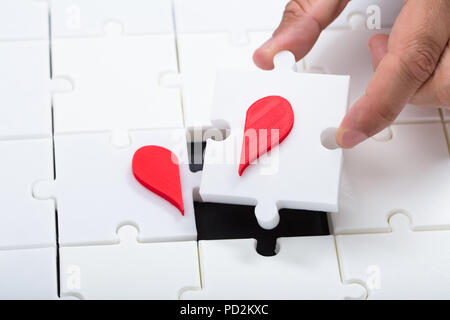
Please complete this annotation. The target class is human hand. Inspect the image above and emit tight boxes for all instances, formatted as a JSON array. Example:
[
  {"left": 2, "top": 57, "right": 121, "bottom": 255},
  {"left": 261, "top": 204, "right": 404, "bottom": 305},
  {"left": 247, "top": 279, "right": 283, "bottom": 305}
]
[{"left": 253, "top": 0, "right": 450, "bottom": 148}]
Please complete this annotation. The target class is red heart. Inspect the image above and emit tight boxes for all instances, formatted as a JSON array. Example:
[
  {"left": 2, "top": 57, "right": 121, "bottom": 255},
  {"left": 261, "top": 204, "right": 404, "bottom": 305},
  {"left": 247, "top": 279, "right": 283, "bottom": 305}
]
[
  {"left": 132, "top": 146, "right": 184, "bottom": 215},
  {"left": 239, "top": 95, "right": 294, "bottom": 176}
]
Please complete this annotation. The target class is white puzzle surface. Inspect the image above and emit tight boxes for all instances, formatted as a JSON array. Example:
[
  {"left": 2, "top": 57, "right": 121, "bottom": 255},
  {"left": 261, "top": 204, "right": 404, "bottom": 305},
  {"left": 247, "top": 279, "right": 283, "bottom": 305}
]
[
  {"left": 0, "top": 41, "right": 52, "bottom": 139},
  {"left": 1, "top": 0, "right": 449, "bottom": 300},
  {"left": 60, "top": 226, "right": 200, "bottom": 300},
  {"left": 303, "top": 18, "right": 441, "bottom": 124},
  {"left": 51, "top": 26, "right": 182, "bottom": 136},
  {"left": 33, "top": 129, "right": 198, "bottom": 246},
  {"left": 0, "top": 247, "right": 58, "bottom": 299},
  {"left": 332, "top": 123, "right": 450, "bottom": 234},
  {"left": 0, "top": 138, "right": 55, "bottom": 249},
  {"left": 328, "top": 0, "right": 403, "bottom": 29},
  {"left": 0, "top": 0, "right": 49, "bottom": 41},
  {"left": 174, "top": 31, "right": 274, "bottom": 131},
  {"left": 200, "top": 52, "right": 349, "bottom": 229},
  {"left": 173, "top": 0, "right": 288, "bottom": 41},
  {"left": 50, "top": 0, "right": 173, "bottom": 37},
  {"left": 181, "top": 237, "right": 366, "bottom": 300},
  {"left": 336, "top": 214, "right": 450, "bottom": 299}
]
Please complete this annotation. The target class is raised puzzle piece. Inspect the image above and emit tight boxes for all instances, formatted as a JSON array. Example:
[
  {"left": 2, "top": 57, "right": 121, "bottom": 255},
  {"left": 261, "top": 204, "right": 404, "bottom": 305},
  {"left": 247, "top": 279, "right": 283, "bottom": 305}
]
[
  {"left": 132, "top": 146, "right": 184, "bottom": 215},
  {"left": 0, "top": 138, "right": 55, "bottom": 249},
  {"left": 33, "top": 129, "right": 198, "bottom": 246},
  {"left": 0, "top": 0, "right": 48, "bottom": 41},
  {"left": 200, "top": 51, "right": 349, "bottom": 229},
  {"left": 333, "top": 123, "right": 450, "bottom": 234},
  {"left": 336, "top": 214, "right": 450, "bottom": 299},
  {"left": 0, "top": 41, "right": 52, "bottom": 139},
  {"left": 60, "top": 225, "right": 200, "bottom": 299},
  {"left": 239, "top": 96, "right": 294, "bottom": 176},
  {"left": 0, "top": 247, "right": 58, "bottom": 299},
  {"left": 51, "top": 21, "right": 182, "bottom": 140},
  {"left": 181, "top": 237, "right": 366, "bottom": 299}
]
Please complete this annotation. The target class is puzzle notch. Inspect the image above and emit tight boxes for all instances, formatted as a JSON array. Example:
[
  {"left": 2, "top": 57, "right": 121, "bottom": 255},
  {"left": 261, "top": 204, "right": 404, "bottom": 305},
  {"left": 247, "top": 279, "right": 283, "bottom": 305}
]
[
  {"left": 32, "top": 130, "right": 198, "bottom": 246},
  {"left": 59, "top": 225, "right": 201, "bottom": 299},
  {"left": 336, "top": 213, "right": 450, "bottom": 299}
]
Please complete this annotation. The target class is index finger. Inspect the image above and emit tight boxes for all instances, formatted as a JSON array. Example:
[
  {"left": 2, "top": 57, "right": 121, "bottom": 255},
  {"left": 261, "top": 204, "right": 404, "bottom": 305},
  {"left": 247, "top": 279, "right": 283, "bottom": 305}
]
[{"left": 253, "top": 0, "right": 350, "bottom": 70}]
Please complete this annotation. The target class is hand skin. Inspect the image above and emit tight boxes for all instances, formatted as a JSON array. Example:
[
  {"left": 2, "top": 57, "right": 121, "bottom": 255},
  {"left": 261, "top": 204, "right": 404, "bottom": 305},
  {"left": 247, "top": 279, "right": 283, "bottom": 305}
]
[{"left": 253, "top": 0, "right": 450, "bottom": 148}]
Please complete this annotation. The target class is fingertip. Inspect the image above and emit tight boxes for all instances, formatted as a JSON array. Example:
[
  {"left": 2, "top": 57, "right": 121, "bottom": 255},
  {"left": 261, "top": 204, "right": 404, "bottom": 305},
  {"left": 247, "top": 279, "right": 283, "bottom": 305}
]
[
  {"left": 252, "top": 45, "right": 275, "bottom": 70},
  {"left": 335, "top": 126, "right": 368, "bottom": 149}
]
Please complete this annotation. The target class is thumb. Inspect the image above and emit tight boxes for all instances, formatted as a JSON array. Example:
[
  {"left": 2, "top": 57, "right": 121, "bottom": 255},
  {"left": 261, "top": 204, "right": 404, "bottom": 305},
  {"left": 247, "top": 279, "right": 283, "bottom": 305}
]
[{"left": 253, "top": 0, "right": 350, "bottom": 70}]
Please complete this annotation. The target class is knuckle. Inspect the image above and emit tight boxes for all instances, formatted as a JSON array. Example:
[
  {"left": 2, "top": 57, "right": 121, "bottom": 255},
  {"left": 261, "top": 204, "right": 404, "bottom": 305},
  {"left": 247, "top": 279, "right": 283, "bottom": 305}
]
[
  {"left": 283, "top": 1, "right": 305, "bottom": 21},
  {"left": 399, "top": 38, "right": 442, "bottom": 84}
]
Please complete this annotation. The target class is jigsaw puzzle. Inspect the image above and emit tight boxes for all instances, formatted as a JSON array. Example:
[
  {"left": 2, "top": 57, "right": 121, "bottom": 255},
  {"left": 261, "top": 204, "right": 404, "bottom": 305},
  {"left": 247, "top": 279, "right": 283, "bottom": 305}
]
[
  {"left": 181, "top": 236, "right": 366, "bottom": 299},
  {"left": 0, "top": 247, "right": 58, "bottom": 300},
  {"left": 0, "top": 138, "right": 55, "bottom": 249},
  {"left": 336, "top": 213, "right": 450, "bottom": 299},
  {"left": 332, "top": 123, "right": 450, "bottom": 234},
  {"left": 33, "top": 129, "right": 198, "bottom": 246},
  {"left": 0, "top": 0, "right": 48, "bottom": 41},
  {"left": 59, "top": 225, "right": 200, "bottom": 299},
  {"left": 51, "top": 23, "right": 182, "bottom": 144},
  {"left": 0, "top": 41, "right": 52, "bottom": 139},
  {"left": 50, "top": 0, "right": 173, "bottom": 37},
  {"left": 1, "top": 0, "right": 450, "bottom": 302},
  {"left": 170, "top": 0, "right": 290, "bottom": 134},
  {"left": 200, "top": 51, "right": 349, "bottom": 229}
]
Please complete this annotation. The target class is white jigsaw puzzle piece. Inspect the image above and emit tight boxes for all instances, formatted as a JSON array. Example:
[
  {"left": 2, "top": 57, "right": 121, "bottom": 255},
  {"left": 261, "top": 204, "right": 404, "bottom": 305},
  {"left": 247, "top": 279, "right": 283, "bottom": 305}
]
[
  {"left": 336, "top": 213, "right": 450, "bottom": 299},
  {"left": 200, "top": 51, "right": 349, "bottom": 229},
  {"left": 328, "top": 0, "right": 403, "bottom": 30},
  {"left": 33, "top": 129, "right": 198, "bottom": 246},
  {"left": 51, "top": 24, "right": 182, "bottom": 135},
  {"left": 304, "top": 20, "right": 441, "bottom": 123},
  {"left": 60, "top": 225, "right": 200, "bottom": 300},
  {"left": 181, "top": 237, "right": 366, "bottom": 299},
  {"left": 0, "top": 0, "right": 48, "bottom": 41},
  {"left": 50, "top": 0, "right": 173, "bottom": 38},
  {"left": 332, "top": 123, "right": 450, "bottom": 234},
  {"left": 0, "top": 138, "right": 55, "bottom": 249},
  {"left": 0, "top": 41, "right": 52, "bottom": 139},
  {"left": 173, "top": 0, "right": 288, "bottom": 40},
  {"left": 0, "top": 247, "right": 58, "bottom": 299},
  {"left": 173, "top": 31, "right": 285, "bottom": 132}
]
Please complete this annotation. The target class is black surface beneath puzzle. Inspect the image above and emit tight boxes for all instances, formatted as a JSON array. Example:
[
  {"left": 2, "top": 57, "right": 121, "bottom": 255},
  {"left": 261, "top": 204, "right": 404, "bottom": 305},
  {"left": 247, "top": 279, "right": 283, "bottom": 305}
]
[
  {"left": 188, "top": 141, "right": 206, "bottom": 173},
  {"left": 194, "top": 202, "right": 330, "bottom": 257}
]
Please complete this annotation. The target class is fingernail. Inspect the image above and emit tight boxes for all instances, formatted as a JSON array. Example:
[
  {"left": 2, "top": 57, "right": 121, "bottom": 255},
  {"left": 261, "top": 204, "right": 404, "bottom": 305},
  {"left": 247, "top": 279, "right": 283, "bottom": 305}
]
[
  {"left": 339, "top": 129, "right": 368, "bottom": 148},
  {"left": 258, "top": 37, "right": 274, "bottom": 51}
]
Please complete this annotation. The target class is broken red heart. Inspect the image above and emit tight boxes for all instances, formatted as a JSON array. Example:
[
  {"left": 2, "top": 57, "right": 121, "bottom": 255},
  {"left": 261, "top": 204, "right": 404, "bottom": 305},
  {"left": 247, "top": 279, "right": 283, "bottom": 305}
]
[
  {"left": 239, "top": 95, "right": 294, "bottom": 176},
  {"left": 132, "top": 146, "right": 184, "bottom": 215}
]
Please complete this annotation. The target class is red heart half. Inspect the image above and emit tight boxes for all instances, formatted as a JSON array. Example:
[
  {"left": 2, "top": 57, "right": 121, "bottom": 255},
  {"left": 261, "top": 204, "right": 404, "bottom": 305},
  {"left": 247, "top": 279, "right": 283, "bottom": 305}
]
[
  {"left": 132, "top": 146, "right": 184, "bottom": 215},
  {"left": 239, "top": 95, "right": 294, "bottom": 176}
]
